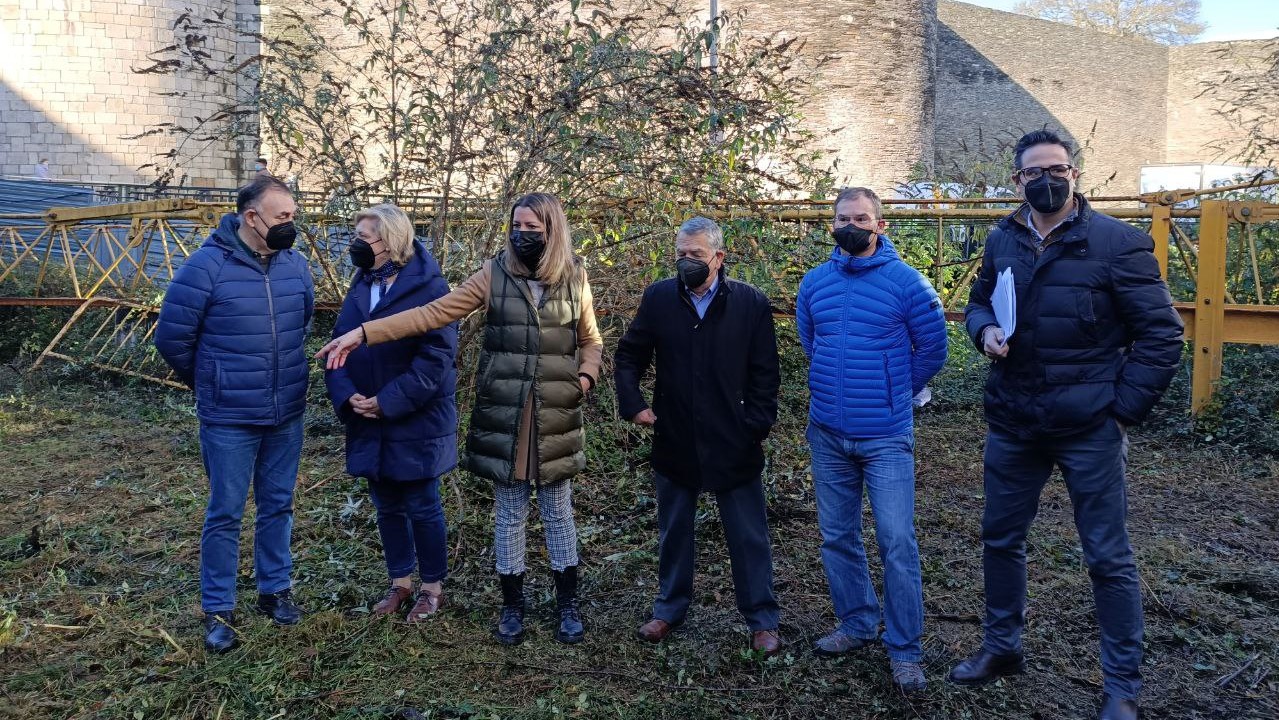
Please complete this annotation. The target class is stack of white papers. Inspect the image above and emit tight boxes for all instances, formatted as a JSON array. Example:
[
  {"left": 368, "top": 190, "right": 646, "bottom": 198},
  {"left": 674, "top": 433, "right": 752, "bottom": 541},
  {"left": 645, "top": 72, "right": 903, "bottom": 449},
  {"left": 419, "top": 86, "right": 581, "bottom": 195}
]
[{"left": 993, "top": 267, "right": 1016, "bottom": 346}]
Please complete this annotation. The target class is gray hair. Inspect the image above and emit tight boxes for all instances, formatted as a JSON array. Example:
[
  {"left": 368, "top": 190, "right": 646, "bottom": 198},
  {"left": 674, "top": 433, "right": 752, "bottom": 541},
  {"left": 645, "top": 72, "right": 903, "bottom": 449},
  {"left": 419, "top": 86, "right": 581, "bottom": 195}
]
[
  {"left": 834, "top": 186, "right": 883, "bottom": 220},
  {"left": 677, "top": 216, "right": 724, "bottom": 251}
]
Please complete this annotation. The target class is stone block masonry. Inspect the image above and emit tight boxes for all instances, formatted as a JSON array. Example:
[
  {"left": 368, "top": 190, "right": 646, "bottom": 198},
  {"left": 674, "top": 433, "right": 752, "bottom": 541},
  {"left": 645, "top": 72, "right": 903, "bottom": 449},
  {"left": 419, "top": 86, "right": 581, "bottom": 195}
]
[
  {"left": 934, "top": 1, "right": 1270, "bottom": 194},
  {"left": 1, "top": 0, "right": 1271, "bottom": 193},
  {"left": 736, "top": 0, "right": 938, "bottom": 195},
  {"left": 0, "top": 0, "right": 258, "bottom": 186}
]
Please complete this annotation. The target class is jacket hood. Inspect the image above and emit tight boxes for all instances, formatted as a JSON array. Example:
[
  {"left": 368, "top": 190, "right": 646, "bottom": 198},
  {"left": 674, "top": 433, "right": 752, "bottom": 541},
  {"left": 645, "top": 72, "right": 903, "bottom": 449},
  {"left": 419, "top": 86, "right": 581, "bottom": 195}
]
[{"left": 205, "top": 212, "right": 267, "bottom": 267}]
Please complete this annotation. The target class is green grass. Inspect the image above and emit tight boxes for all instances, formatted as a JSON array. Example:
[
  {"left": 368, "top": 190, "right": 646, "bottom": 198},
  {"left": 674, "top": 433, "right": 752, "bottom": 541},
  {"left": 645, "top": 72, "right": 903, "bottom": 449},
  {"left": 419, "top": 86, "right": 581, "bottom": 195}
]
[{"left": 0, "top": 344, "right": 1276, "bottom": 719}]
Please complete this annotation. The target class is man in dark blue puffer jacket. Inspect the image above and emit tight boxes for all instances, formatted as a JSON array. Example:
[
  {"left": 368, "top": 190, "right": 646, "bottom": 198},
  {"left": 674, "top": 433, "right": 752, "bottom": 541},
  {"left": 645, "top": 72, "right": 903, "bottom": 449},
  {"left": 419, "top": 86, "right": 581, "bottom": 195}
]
[
  {"left": 950, "top": 130, "right": 1184, "bottom": 720},
  {"left": 155, "top": 176, "right": 314, "bottom": 653},
  {"left": 797, "top": 186, "right": 948, "bottom": 693}
]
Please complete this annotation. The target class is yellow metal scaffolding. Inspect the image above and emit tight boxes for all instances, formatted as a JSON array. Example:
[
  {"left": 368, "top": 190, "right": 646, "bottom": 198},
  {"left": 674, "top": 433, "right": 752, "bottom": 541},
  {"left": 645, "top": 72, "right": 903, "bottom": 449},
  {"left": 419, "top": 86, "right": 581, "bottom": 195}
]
[{"left": 2, "top": 191, "right": 1278, "bottom": 414}]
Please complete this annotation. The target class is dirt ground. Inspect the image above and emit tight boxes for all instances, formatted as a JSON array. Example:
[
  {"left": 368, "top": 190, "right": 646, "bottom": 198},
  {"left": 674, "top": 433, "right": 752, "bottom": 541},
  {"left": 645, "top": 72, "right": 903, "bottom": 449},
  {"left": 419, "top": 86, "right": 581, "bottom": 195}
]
[{"left": 0, "top": 366, "right": 1276, "bottom": 719}]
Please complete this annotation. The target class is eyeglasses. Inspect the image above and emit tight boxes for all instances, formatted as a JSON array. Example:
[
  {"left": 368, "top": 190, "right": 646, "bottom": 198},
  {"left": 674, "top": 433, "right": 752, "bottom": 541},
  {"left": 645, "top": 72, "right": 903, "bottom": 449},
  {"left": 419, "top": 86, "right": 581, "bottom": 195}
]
[{"left": 1016, "top": 164, "right": 1074, "bottom": 181}]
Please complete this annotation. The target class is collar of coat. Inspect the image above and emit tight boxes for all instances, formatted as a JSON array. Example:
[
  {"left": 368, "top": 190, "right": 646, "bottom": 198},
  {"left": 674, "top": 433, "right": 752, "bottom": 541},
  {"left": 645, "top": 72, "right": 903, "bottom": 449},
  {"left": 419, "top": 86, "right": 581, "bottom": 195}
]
[
  {"left": 677, "top": 266, "right": 734, "bottom": 297},
  {"left": 1002, "top": 193, "right": 1093, "bottom": 245},
  {"left": 206, "top": 212, "right": 295, "bottom": 271},
  {"left": 361, "top": 242, "right": 433, "bottom": 303},
  {"left": 827, "top": 234, "right": 900, "bottom": 274}
]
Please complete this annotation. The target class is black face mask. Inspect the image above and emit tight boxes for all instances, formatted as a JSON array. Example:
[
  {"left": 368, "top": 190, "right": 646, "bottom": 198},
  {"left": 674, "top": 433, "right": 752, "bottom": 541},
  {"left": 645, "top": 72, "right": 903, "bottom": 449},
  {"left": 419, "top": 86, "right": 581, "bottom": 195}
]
[
  {"left": 510, "top": 230, "right": 545, "bottom": 273},
  {"left": 349, "top": 238, "right": 378, "bottom": 270},
  {"left": 676, "top": 257, "right": 711, "bottom": 290},
  {"left": 1023, "top": 174, "right": 1072, "bottom": 214},
  {"left": 832, "top": 224, "right": 875, "bottom": 255},
  {"left": 250, "top": 213, "right": 298, "bottom": 251}
]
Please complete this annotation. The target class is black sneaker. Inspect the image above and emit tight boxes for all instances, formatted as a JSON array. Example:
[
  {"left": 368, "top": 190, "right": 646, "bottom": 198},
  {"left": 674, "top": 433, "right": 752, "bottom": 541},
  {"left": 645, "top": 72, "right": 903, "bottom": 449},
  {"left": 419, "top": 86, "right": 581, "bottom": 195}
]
[
  {"left": 256, "top": 588, "right": 303, "bottom": 626},
  {"left": 203, "top": 611, "right": 238, "bottom": 653}
]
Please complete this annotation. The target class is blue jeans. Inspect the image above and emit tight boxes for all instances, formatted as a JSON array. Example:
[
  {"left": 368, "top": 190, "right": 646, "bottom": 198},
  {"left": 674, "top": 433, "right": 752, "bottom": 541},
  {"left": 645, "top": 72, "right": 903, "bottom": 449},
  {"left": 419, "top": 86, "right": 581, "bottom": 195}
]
[
  {"left": 198, "top": 417, "right": 304, "bottom": 612},
  {"left": 367, "top": 478, "right": 448, "bottom": 583},
  {"left": 982, "top": 420, "right": 1141, "bottom": 699},
  {"left": 807, "top": 423, "right": 923, "bottom": 662}
]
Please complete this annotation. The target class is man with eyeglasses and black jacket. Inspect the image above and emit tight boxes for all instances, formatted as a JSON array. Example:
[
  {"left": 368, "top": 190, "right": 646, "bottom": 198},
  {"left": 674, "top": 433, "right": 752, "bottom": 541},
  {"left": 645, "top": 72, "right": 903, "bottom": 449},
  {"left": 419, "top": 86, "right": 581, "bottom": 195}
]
[{"left": 950, "top": 129, "right": 1184, "bottom": 720}]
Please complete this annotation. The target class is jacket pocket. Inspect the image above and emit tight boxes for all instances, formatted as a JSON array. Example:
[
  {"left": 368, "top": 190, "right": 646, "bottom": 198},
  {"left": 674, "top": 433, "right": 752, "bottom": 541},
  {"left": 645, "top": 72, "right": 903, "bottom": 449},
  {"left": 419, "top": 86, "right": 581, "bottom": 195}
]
[
  {"left": 474, "top": 354, "right": 494, "bottom": 401},
  {"left": 1077, "top": 290, "right": 1098, "bottom": 340},
  {"left": 882, "top": 352, "right": 895, "bottom": 411},
  {"left": 1077, "top": 290, "right": 1097, "bottom": 323},
  {"left": 1043, "top": 362, "right": 1117, "bottom": 385},
  {"left": 195, "top": 356, "right": 211, "bottom": 398},
  {"left": 214, "top": 359, "right": 224, "bottom": 404},
  {"left": 1041, "top": 361, "right": 1119, "bottom": 432}
]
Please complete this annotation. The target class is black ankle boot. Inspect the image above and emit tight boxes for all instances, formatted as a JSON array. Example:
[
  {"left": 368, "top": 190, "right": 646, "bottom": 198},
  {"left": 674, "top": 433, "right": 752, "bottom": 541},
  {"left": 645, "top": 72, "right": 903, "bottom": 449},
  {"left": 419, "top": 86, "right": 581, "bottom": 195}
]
[
  {"left": 256, "top": 588, "right": 303, "bottom": 626},
  {"left": 203, "top": 611, "right": 238, "bottom": 653},
  {"left": 552, "top": 565, "right": 584, "bottom": 644},
  {"left": 494, "top": 572, "right": 526, "bottom": 645}
]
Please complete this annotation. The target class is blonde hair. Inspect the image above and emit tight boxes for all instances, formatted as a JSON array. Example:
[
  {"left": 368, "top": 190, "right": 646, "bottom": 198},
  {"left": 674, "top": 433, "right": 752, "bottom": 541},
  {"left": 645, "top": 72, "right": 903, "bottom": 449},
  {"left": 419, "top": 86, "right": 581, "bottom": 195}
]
[
  {"left": 503, "top": 193, "right": 577, "bottom": 287},
  {"left": 354, "top": 203, "right": 416, "bottom": 265}
]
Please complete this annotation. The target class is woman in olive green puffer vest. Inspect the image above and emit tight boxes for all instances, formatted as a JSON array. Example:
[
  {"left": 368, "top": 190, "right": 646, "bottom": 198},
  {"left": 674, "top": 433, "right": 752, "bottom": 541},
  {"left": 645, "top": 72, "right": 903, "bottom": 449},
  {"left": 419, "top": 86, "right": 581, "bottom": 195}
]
[{"left": 318, "top": 193, "right": 603, "bottom": 646}]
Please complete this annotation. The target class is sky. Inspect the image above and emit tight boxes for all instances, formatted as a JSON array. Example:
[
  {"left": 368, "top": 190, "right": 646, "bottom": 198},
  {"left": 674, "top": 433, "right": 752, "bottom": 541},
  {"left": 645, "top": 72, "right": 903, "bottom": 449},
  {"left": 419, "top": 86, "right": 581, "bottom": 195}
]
[{"left": 959, "top": 0, "right": 1279, "bottom": 42}]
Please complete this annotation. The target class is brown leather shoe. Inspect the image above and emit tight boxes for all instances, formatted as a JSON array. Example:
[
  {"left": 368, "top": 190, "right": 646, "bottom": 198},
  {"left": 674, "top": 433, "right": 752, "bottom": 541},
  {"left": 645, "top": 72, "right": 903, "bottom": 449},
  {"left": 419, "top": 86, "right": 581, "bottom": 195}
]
[
  {"left": 751, "top": 629, "right": 783, "bottom": 657},
  {"left": 406, "top": 590, "right": 444, "bottom": 623},
  {"left": 635, "top": 618, "right": 675, "bottom": 643},
  {"left": 371, "top": 586, "right": 412, "bottom": 617}
]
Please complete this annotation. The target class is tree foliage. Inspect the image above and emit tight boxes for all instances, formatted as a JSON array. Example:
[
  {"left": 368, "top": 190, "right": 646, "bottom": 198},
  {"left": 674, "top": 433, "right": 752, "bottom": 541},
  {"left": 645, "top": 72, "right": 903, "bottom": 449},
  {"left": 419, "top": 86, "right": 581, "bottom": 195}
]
[
  {"left": 135, "top": 0, "right": 833, "bottom": 235},
  {"left": 1012, "top": 0, "right": 1205, "bottom": 44},
  {"left": 134, "top": 0, "right": 839, "bottom": 360}
]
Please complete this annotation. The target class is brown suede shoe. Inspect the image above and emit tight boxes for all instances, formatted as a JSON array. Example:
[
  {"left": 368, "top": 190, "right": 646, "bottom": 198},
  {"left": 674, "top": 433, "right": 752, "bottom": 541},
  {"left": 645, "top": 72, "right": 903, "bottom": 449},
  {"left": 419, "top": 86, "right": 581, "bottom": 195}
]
[
  {"left": 406, "top": 590, "right": 444, "bottom": 624},
  {"left": 751, "top": 629, "right": 783, "bottom": 657},
  {"left": 635, "top": 618, "right": 676, "bottom": 643},
  {"left": 372, "top": 586, "right": 413, "bottom": 617}
]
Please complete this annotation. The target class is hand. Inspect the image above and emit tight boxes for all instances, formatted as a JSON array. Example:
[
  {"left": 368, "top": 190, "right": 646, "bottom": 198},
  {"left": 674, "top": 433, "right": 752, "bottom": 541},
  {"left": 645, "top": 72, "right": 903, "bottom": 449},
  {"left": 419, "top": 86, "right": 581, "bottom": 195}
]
[
  {"left": 315, "top": 326, "right": 365, "bottom": 370},
  {"left": 351, "top": 394, "right": 382, "bottom": 419},
  {"left": 982, "top": 326, "right": 1009, "bottom": 359},
  {"left": 579, "top": 377, "right": 591, "bottom": 395},
  {"left": 630, "top": 408, "right": 656, "bottom": 427}
]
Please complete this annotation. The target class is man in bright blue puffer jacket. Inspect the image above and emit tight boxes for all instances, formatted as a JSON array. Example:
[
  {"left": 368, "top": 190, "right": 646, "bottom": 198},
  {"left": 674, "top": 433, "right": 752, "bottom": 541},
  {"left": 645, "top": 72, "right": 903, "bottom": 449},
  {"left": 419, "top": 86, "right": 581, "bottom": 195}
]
[
  {"left": 155, "top": 176, "right": 314, "bottom": 653},
  {"left": 797, "top": 186, "right": 948, "bottom": 693}
]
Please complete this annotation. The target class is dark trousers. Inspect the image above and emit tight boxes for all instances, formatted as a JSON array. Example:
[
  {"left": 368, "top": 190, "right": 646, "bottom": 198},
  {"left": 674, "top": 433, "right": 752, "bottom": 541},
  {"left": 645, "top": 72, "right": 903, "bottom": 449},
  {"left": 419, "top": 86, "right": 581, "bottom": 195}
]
[
  {"left": 367, "top": 477, "right": 448, "bottom": 583},
  {"left": 653, "top": 472, "right": 780, "bottom": 632},
  {"left": 982, "top": 419, "right": 1142, "bottom": 699}
]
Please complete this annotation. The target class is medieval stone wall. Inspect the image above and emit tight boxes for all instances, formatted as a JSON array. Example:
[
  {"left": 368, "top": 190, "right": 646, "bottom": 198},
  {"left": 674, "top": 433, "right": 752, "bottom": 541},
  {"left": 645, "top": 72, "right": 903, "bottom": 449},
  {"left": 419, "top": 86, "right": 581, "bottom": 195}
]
[
  {"left": 0, "top": 0, "right": 257, "bottom": 186},
  {"left": 934, "top": 1, "right": 1169, "bottom": 194},
  {"left": 737, "top": 0, "right": 938, "bottom": 194},
  {"left": 2, "top": 0, "right": 1272, "bottom": 192},
  {"left": 1166, "top": 39, "right": 1278, "bottom": 166}
]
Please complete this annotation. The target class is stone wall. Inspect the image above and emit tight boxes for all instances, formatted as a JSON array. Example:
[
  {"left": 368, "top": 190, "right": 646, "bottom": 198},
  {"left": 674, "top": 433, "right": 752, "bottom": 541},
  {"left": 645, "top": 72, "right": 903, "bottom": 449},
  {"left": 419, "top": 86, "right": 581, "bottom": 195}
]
[
  {"left": 0, "top": 0, "right": 256, "bottom": 186},
  {"left": 3, "top": 0, "right": 1273, "bottom": 193},
  {"left": 935, "top": 0, "right": 1169, "bottom": 194},
  {"left": 737, "top": 0, "right": 938, "bottom": 194},
  {"left": 1166, "top": 39, "right": 1278, "bottom": 166}
]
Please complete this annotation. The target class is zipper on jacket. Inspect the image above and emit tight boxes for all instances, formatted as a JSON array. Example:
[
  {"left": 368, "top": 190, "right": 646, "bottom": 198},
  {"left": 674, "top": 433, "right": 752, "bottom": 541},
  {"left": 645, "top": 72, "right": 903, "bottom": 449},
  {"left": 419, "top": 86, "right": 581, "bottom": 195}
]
[
  {"left": 264, "top": 257, "right": 280, "bottom": 425},
  {"left": 679, "top": 292, "right": 699, "bottom": 328}
]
